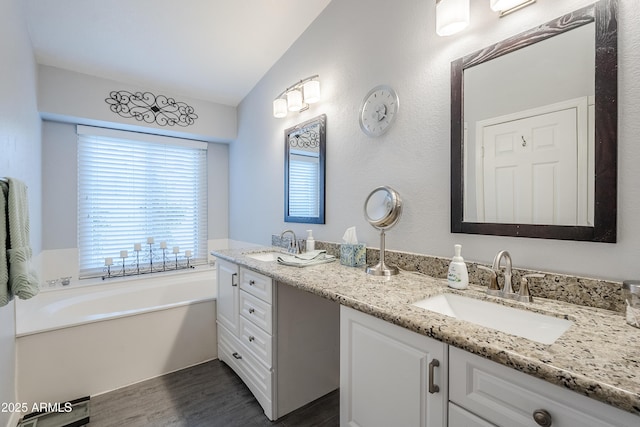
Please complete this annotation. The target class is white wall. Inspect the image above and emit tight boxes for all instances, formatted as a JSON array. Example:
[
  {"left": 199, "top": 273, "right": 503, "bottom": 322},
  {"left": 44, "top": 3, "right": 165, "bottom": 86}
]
[
  {"left": 231, "top": 0, "right": 640, "bottom": 281},
  {"left": 0, "top": 0, "right": 42, "bottom": 425},
  {"left": 38, "top": 65, "right": 237, "bottom": 143}
]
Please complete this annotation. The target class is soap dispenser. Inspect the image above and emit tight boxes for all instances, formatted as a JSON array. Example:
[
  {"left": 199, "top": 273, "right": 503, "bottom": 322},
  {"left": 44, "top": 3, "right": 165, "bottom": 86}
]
[
  {"left": 306, "top": 229, "right": 315, "bottom": 252},
  {"left": 447, "top": 244, "right": 469, "bottom": 289}
]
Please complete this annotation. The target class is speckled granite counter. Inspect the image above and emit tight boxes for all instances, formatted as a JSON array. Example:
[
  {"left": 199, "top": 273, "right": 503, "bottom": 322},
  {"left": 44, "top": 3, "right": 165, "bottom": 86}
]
[{"left": 211, "top": 247, "right": 640, "bottom": 417}]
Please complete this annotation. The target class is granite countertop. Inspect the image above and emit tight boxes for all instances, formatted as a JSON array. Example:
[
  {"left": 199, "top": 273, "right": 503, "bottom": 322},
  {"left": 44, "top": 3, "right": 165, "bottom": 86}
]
[{"left": 211, "top": 247, "right": 640, "bottom": 416}]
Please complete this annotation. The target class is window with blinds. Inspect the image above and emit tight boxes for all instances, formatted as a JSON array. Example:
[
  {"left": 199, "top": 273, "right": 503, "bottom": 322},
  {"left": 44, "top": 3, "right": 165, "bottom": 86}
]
[
  {"left": 77, "top": 126, "right": 208, "bottom": 278},
  {"left": 288, "top": 151, "right": 320, "bottom": 218}
]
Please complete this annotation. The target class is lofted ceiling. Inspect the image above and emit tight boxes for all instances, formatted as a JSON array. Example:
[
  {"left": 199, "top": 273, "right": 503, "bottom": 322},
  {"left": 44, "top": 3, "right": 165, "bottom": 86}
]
[{"left": 24, "top": 0, "right": 332, "bottom": 106}]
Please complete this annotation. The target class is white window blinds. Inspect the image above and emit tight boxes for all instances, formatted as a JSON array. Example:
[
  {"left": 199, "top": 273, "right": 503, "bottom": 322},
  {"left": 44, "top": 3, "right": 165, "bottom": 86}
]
[
  {"left": 288, "top": 151, "right": 320, "bottom": 217},
  {"left": 77, "top": 126, "right": 208, "bottom": 278}
]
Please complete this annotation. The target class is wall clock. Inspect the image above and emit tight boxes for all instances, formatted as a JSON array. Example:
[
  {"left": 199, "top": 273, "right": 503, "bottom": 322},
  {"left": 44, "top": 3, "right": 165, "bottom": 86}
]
[{"left": 359, "top": 85, "right": 399, "bottom": 137}]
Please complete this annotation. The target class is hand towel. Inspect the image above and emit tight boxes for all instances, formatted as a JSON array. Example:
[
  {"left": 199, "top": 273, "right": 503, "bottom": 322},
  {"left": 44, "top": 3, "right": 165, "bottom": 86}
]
[
  {"left": 0, "top": 181, "right": 9, "bottom": 307},
  {"left": 7, "top": 178, "right": 39, "bottom": 300},
  {"left": 277, "top": 250, "right": 336, "bottom": 268}
]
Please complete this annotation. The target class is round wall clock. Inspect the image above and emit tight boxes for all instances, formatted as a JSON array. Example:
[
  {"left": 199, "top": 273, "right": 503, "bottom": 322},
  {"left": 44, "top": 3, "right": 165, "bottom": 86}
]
[{"left": 359, "top": 85, "right": 399, "bottom": 137}]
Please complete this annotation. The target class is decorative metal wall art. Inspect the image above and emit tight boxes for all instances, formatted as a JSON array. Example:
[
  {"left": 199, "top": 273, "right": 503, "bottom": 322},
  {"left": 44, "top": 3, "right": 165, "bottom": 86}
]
[
  {"left": 288, "top": 121, "right": 321, "bottom": 149},
  {"left": 105, "top": 90, "right": 198, "bottom": 127}
]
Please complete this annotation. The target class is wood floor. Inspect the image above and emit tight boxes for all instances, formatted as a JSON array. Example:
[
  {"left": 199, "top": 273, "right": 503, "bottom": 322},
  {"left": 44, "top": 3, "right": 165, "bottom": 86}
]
[{"left": 89, "top": 359, "right": 339, "bottom": 427}]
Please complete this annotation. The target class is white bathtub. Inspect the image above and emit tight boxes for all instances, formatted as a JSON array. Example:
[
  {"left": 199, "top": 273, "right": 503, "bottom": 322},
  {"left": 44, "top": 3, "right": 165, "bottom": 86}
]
[{"left": 15, "top": 269, "right": 218, "bottom": 408}]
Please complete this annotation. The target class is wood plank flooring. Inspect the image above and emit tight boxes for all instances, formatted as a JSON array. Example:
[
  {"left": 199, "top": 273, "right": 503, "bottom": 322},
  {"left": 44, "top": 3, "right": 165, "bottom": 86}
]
[{"left": 89, "top": 359, "right": 339, "bottom": 427}]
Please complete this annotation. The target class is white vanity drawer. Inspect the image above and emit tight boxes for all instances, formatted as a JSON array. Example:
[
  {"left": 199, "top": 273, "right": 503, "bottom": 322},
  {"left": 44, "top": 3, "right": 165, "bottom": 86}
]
[
  {"left": 449, "top": 346, "right": 638, "bottom": 427},
  {"left": 240, "top": 290, "right": 273, "bottom": 334},
  {"left": 239, "top": 315, "right": 273, "bottom": 367},
  {"left": 449, "top": 403, "right": 495, "bottom": 427},
  {"left": 218, "top": 324, "right": 273, "bottom": 419},
  {"left": 240, "top": 269, "right": 272, "bottom": 303}
]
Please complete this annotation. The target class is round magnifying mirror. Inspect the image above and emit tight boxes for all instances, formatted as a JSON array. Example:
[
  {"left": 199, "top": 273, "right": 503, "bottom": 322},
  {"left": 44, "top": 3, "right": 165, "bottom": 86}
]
[{"left": 364, "top": 186, "right": 402, "bottom": 276}]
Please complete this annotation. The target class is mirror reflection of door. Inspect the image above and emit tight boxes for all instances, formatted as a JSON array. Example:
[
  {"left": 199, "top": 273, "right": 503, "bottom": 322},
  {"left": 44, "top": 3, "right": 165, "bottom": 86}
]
[
  {"left": 462, "top": 22, "right": 594, "bottom": 226},
  {"left": 476, "top": 97, "right": 593, "bottom": 226}
]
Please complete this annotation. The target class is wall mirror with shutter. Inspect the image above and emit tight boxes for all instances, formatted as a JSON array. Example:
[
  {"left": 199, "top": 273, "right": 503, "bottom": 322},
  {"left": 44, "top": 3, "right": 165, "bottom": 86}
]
[{"left": 284, "top": 114, "right": 326, "bottom": 224}]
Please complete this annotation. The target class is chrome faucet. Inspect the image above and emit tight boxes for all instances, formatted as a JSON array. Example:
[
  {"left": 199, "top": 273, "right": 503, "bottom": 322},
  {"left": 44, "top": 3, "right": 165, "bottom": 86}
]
[
  {"left": 280, "top": 229, "right": 300, "bottom": 254},
  {"left": 477, "top": 250, "right": 543, "bottom": 303},
  {"left": 492, "top": 250, "right": 514, "bottom": 295}
]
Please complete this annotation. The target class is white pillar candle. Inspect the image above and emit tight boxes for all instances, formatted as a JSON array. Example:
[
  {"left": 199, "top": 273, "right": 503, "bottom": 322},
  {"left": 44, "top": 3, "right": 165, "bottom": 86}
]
[
  {"left": 134, "top": 243, "right": 142, "bottom": 251},
  {"left": 105, "top": 257, "right": 113, "bottom": 266},
  {"left": 147, "top": 237, "right": 154, "bottom": 244},
  {"left": 160, "top": 241, "right": 167, "bottom": 249},
  {"left": 185, "top": 250, "right": 192, "bottom": 258},
  {"left": 120, "top": 250, "right": 128, "bottom": 258},
  {"left": 172, "top": 246, "right": 180, "bottom": 254}
]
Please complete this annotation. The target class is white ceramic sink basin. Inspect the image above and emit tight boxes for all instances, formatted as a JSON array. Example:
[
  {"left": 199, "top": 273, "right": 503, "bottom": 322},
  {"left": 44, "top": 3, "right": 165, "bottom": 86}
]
[
  {"left": 412, "top": 293, "right": 572, "bottom": 345},
  {"left": 245, "top": 252, "right": 281, "bottom": 262}
]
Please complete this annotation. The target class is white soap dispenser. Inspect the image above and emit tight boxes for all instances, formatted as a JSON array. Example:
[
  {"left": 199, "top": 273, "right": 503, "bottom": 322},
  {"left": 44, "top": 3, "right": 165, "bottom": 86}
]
[
  {"left": 306, "top": 229, "right": 315, "bottom": 252},
  {"left": 447, "top": 244, "right": 469, "bottom": 289}
]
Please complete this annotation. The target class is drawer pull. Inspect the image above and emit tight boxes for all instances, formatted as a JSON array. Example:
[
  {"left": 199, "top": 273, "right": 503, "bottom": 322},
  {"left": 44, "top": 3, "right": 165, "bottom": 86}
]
[
  {"left": 232, "top": 352, "right": 242, "bottom": 360},
  {"left": 248, "top": 336, "right": 255, "bottom": 342},
  {"left": 533, "top": 409, "right": 552, "bottom": 427},
  {"left": 231, "top": 273, "right": 238, "bottom": 287},
  {"left": 249, "top": 307, "right": 255, "bottom": 314},
  {"left": 249, "top": 279, "right": 255, "bottom": 286},
  {"left": 428, "top": 359, "right": 440, "bottom": 394}
]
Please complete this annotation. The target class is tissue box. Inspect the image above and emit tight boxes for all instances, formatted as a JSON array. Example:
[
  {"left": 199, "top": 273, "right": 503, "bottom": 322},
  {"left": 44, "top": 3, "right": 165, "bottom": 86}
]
[{"left": 340, "top": 244, "right": 366, "bottom": 267}]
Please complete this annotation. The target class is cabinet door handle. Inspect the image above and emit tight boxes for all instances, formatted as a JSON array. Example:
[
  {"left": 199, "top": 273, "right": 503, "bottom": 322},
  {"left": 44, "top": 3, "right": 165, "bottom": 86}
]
[
  {"left": 532, "top": 409, "right": 552, "bottom": 427},
  {"left": 232, "top": 352, "right": 242, "bottom": 360},
  {"left": 428, "top": 359, "right": 440, "bottom": 394},
  {"left": 248, "top": 336, "right": 255, "bottom": 342},
  {"left": 248, "top": 307, "right": 255, "bottom": 314},
  {"left": 249, "top": 279, "right": 255, "bottom": 286},
  {"left": 231, "top": 273, "right": 238, "bottom": 287}
]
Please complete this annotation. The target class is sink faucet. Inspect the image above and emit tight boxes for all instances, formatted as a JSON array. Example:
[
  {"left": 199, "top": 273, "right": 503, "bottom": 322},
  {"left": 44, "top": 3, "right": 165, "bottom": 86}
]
[
  {"left": 280, "top": 229, "right": 300, "bottom": 254},
  {"left": 477, "top": 250, "right": 543, "bottom": 303},
  {"left": 492, "top": 250, "right": 513, "bottom": 295}
]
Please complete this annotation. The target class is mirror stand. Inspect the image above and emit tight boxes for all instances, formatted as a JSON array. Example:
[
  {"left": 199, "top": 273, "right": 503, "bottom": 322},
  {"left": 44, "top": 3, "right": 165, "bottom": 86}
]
[
  {"left": 364, "top": 186, "right": 403, "bottom": 276},
  {"left": 366, "top": 229, "right": 398, "bottom": 276}
]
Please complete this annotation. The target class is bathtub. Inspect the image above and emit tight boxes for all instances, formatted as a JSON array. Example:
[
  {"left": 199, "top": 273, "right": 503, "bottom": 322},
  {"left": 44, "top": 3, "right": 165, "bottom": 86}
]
[{"left": 15, "top": 269, "right": 217, "bottom": 408}]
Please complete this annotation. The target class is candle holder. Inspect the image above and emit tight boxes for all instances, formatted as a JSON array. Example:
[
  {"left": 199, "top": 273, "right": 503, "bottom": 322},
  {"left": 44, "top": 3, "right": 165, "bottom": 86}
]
[{"left": 102, "top": 240, "right": 195, "bottom": 280}]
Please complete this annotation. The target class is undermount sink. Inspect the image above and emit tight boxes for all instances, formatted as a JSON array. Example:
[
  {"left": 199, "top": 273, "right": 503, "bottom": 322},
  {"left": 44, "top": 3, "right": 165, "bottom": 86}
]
[
  {"left": 412, "top": 293, "right": 572, "bottom": 345},
  {"left": 245, "top": 252, "right": 281, "bottom": 262}
]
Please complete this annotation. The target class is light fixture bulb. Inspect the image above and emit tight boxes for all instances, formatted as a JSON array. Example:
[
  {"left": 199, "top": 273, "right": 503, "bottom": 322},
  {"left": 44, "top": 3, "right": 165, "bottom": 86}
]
[
  {"left": 436, "top": 0, "right": 470, "bottom": 37},
  {"left": 273, "top": 98, "right": 288, "bottom": 118},
  {"left": 490, "top": 0, "right": 530, "bottom": 11},
  {"left": 303, "top": 80, "right": 320, "bottom": 104},
  {"left": 287, "top": 88, "right": 303, "bottom": 111}
]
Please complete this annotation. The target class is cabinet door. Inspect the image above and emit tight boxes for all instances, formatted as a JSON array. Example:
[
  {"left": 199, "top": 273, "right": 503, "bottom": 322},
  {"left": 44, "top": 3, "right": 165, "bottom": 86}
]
[
  {"left": 340, "top": 306, "right": 447, "bottom": 427},
  {"left": 216, "top": 259, "right": 239, "bottom": 335}
]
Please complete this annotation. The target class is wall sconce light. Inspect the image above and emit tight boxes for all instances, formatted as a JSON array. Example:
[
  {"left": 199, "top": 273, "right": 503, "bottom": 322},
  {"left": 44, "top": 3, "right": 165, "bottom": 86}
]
[
  {"left": 436, "top": 0, "right": 470, "bottom": 37},
  {"left": 436, "top": 0, "right": 536, "bottom": 36},
  {"left": 273, "top": 75, "right": 320, "bottom": 118}
]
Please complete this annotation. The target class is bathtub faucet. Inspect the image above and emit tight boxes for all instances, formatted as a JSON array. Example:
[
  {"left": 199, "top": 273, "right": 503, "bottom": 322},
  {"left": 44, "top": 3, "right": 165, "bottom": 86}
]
[{"left": 280, "top": 229, "right": 300, "bottom": 254}]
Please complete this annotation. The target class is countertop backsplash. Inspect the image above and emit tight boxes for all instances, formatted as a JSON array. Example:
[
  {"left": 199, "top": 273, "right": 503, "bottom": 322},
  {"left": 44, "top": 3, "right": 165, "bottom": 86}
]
[{"left": 275, "top": 238, "right": 626, "bottom": 314}]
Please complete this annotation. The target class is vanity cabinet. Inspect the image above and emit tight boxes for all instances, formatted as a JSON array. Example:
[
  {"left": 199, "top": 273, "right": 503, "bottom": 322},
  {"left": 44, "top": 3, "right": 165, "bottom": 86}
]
[
  {"left": 449, "top": 346, "right": 639, "bottom": 427},
  {"left": 340, "top": 306, "right": 448, "bottom": 427},
  {"left": 216, "top": 259, "right": 339, "bottom": 421}
]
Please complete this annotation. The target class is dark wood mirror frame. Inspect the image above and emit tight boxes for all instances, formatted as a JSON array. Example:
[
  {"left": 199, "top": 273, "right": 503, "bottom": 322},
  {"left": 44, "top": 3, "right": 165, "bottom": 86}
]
[
  {"left": 284, "top": 114, "right": 326, "bottom": 224},
  {"left": 451, "top": 0, "right": 617, "bottom": 242}
]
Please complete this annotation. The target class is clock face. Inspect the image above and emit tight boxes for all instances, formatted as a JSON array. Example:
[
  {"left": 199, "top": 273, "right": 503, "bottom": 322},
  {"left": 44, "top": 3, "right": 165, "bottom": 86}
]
[{"left": 359, "top": 85, "right": 399, "bottom": 137}]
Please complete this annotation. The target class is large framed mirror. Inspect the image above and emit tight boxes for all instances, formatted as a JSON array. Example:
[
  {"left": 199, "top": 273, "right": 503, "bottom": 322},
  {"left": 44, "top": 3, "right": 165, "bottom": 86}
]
[
  {"left": 284, "top": 114, "right": 326, "bottom": 224},
  {"left": 451, "top": 0, "right": 617, "bottom": 242}
]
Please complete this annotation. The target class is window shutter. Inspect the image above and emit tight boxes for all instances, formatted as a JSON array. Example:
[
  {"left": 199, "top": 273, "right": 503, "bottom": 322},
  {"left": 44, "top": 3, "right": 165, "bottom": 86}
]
[
  {"left": 77, "top": 127, "right": 208, "bottom": 278},
  {"left": 288, "top": 152, "right": 319, "bottom": 217}
]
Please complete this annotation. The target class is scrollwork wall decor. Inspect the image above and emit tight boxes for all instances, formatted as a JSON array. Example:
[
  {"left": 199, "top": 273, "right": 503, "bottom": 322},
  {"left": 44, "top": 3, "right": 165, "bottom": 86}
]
[
  {"left": 288, "top": 123, "right": 320, "bottom": 149},
  {"left": 105, "top": 90, "right": 198, "bottom": 127}
]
